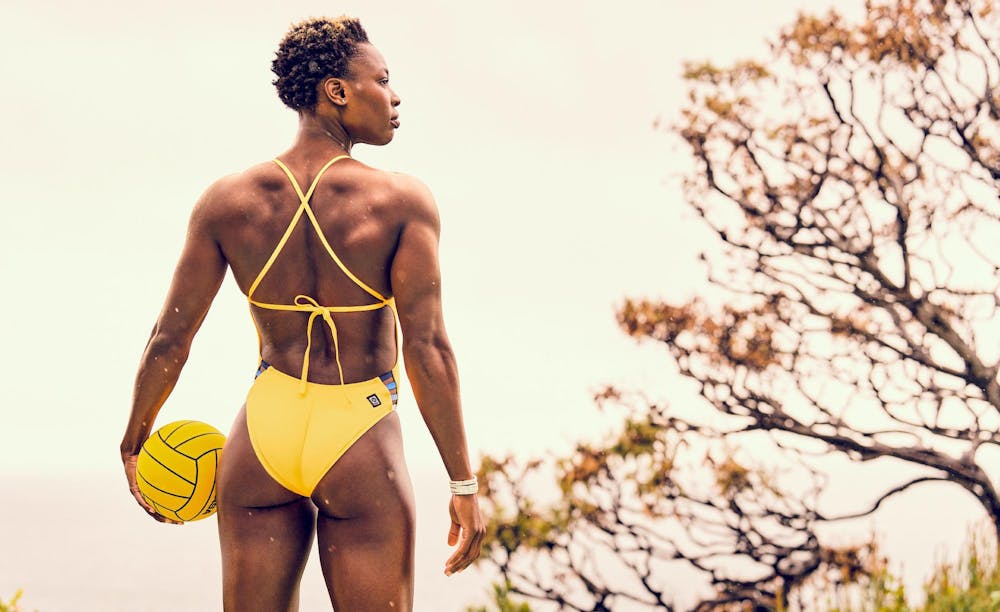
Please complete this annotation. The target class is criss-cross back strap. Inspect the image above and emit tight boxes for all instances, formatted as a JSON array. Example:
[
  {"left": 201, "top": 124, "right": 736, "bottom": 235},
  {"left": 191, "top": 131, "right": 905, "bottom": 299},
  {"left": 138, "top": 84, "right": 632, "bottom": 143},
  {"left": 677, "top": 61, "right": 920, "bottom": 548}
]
[
  {"left": 245, "top": 155, "right": 394, "bottom": 391},
  {"left": 247, "top": 155, "right": 350, "bottom": 299}
]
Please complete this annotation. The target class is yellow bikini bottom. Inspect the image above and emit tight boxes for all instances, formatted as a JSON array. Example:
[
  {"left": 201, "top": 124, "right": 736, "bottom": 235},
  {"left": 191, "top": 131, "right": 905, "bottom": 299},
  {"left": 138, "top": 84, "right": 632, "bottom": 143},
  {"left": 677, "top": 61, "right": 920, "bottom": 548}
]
[{"left": 245, "top": 363, "right": 399, "bottom": 496}]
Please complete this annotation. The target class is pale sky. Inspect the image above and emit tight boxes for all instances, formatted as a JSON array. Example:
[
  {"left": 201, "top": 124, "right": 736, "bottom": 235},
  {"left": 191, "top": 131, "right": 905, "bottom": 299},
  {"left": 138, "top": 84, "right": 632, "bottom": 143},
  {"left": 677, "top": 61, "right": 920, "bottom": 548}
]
[{"left": 1, "top": 1, "right": 985, "bottom": 610}]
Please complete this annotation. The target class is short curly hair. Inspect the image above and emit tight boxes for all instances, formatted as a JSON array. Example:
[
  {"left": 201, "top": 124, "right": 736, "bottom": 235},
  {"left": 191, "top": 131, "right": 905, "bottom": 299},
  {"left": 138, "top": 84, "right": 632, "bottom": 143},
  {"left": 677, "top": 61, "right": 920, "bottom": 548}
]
[{"left": 271, "top": 16, "right": 370, "bottom": 111}]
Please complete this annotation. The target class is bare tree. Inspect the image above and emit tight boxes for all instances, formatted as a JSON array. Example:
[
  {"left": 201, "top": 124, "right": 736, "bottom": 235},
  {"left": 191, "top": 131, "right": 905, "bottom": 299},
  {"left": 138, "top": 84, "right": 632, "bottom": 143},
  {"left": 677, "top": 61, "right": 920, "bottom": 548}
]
[
  {"left": 473, "top": 0, "right": 1000, "bottom": 609},
  {"left": 655, "top": 0, "right": 1000, "bottom": 530}
]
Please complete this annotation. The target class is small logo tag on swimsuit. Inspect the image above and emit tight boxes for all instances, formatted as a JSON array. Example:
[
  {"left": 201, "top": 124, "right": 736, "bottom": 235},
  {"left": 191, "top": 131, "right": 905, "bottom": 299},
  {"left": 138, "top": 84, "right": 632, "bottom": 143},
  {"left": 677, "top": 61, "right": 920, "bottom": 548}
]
[{"left": 366, "top": 394, "right": 382, "bottom": 408}]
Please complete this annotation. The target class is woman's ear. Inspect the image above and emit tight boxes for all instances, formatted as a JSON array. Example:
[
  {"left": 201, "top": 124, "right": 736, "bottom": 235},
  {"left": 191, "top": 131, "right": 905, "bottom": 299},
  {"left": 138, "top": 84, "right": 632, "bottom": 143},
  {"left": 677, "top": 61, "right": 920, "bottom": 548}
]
[{"left": 322, "top": 78, "right": 348, "bottom": 106}]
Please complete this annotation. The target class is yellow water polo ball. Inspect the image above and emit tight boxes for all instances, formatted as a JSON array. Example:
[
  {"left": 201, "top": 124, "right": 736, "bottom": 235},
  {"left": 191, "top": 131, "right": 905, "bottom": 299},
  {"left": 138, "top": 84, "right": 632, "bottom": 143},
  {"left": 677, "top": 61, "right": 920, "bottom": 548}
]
[{"left": 136, "top": 420, "right": 226, "bottom": 523}]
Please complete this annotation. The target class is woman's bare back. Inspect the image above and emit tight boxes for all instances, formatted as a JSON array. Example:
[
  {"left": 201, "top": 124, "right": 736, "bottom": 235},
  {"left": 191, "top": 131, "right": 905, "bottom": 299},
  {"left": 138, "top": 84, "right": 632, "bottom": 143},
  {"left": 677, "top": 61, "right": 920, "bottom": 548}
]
[{"left": 210, "top": 156, "right": 408, "bottom": 383}]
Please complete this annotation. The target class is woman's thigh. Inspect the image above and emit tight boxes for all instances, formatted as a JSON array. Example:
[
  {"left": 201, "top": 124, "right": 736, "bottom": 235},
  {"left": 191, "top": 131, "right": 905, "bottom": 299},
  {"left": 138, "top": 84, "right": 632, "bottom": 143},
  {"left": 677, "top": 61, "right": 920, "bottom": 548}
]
[
  {"left": 311, "top": 411, "right": 417, "bottom": 611},
  {"left": 216, "top": 405, "right": 315, "bottom": 612}
]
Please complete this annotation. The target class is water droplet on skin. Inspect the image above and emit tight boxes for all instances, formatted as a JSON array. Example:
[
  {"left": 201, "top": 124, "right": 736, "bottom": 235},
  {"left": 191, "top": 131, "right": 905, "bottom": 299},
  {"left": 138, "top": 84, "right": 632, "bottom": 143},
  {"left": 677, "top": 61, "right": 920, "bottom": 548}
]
[
  {"left": 269, "top": 536, "right": 275, "bottom": 542},
  {"left": 389, "top": 602, "right": 395, "bottom": 608},
  {"left": 248, "top": 511, "right": 254, "bottom": 517},
  {"left": 174, "top": 307, "right": 179, "bottom": 312},
  {"left": 386, "top": 470, "right": 395, "bottom": 481}
]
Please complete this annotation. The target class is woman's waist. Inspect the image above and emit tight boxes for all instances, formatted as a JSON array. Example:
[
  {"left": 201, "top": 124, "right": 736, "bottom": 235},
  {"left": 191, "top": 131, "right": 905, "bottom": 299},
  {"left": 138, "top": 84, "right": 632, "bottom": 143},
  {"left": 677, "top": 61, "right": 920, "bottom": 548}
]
[
  {"left": 251, "top": 359, "right": 400, "bottom": 409},
  {"left": 257, "top": 343, "right": 398, "bottom": 385}
]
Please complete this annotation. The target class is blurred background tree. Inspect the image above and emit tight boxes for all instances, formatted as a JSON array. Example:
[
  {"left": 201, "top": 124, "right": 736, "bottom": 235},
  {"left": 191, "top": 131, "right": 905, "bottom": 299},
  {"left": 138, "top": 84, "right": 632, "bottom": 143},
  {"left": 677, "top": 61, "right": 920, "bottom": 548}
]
[{"left": 473, "top": 0, "right": 1000, "bottom": 609}]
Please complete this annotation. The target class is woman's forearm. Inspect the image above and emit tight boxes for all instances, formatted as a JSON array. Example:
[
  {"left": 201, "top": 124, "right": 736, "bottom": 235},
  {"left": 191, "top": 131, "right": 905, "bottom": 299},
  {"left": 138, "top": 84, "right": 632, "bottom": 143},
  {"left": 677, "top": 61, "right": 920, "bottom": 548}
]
[
  {"left": 403, "top": 337, "right": 473, "bottom": 481},
  {"left": 120, "top": 330, "right": 191, "bottom": 455}
]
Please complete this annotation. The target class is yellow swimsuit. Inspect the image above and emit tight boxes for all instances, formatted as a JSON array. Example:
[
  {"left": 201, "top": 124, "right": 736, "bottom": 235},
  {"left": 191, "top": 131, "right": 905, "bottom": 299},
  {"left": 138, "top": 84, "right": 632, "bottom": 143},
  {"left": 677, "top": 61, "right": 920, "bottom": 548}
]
[{"left": 244, "top": 155, "right": 400, "bottom": 497}]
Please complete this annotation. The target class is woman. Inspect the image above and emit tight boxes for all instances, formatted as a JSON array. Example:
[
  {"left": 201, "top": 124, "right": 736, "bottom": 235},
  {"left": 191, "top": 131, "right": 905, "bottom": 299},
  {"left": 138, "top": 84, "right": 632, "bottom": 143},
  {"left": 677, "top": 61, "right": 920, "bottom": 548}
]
[{"left": 119, "top": 16, "right": 484, "bottom": 611}]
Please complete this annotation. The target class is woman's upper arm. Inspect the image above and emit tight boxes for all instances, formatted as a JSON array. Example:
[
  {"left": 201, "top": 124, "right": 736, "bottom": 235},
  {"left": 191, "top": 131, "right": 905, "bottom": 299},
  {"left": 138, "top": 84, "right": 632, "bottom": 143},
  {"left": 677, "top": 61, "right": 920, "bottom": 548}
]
[
  {"left": 389, "top": 178, "right": 446, "bottom": 342},
  {"left": 151, "top": 183, "right": 229, "bottom": 345}
]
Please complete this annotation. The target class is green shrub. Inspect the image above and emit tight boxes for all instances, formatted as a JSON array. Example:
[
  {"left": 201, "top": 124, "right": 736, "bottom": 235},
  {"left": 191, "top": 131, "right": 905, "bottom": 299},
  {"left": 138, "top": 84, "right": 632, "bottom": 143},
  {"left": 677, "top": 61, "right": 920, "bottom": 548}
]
[
  {"left": 920, "top": 536, "right": 1000, "bottom": 612},
  {"left": 466, "top": 582, "right": 533, "bottom": 612},
  {"left": 0, "top": 591, "right": 23, "bottom": 612},
  {"left": 827, "top": 528, "right": 1000, "bottom": 612}
]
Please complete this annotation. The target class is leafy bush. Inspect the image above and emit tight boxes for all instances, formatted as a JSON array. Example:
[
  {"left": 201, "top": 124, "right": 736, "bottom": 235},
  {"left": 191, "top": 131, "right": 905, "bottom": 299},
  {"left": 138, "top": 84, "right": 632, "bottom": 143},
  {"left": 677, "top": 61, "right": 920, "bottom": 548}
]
[
  {"left": 466, "top": 582, "right": 533, "bottom": 612},
  {"left": 899, "top": 531, "right": 1000, "bottom": 612},
  {"left": 815, "top": 529, "right": 1000, "bottom": 612},
  {"left": 0, "top": 591, "right": 24, "bottom": 612}
]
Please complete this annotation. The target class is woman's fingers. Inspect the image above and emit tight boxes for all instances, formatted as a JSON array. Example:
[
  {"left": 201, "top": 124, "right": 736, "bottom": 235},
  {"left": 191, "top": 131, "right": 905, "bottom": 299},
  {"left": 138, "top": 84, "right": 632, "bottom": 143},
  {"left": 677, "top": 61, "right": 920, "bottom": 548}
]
[
  {"left": 445, "top": 528, "right": 482, "bottom": 575},
  {"left": 444, "top": 495, "right": 485, "bottom": 575},
  {"left": 124, "top": 453, "right": 182, "bottom": 525}
]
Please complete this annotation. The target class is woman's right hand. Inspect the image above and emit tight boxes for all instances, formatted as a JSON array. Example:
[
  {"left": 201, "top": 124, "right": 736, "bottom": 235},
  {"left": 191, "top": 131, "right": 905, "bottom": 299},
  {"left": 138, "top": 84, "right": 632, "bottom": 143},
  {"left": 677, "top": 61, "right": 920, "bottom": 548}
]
[{"left": 121, "top": 451, "right": 182, "bottom": 525}]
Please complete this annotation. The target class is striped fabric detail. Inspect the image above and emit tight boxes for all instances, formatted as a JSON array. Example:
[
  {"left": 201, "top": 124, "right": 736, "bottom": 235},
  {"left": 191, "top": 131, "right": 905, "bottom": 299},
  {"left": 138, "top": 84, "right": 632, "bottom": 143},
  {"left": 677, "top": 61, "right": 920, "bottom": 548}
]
[
  {"left": 379, "top": 371, "right": 399, "bottom": 406},
  {"left": 255, "top": 360, "right": 271, "bottom": 379},
  {"left": 254, "top": 361, "right": 397, "bottom": 407}
]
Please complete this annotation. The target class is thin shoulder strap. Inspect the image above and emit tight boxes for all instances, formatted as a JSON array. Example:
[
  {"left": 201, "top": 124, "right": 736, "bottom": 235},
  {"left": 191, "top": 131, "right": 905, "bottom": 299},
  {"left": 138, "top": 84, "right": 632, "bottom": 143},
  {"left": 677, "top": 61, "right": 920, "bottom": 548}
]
[
  {"left": 300, "top": 201, "right": 388, "bottom": 302},
  {"left": 274, "top": 156, "right": 347, "bottom": 204},
  {"left": 246, "top": 155, "right": 350, "bottom": 298}
]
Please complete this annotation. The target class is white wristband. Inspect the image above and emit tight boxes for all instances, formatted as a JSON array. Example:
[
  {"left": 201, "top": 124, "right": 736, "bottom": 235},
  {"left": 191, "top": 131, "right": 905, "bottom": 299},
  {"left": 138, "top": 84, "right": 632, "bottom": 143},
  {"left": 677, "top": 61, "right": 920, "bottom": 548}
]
[{"left": 449, "top": 476, "right": 478, "bottom": 495}]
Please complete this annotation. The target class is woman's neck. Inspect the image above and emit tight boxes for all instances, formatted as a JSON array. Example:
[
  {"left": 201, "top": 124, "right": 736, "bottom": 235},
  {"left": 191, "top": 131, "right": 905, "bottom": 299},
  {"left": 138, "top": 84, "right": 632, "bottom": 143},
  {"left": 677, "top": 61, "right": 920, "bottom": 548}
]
[{"left": 291, "top": 112, "right": 353, "bottom": 158}]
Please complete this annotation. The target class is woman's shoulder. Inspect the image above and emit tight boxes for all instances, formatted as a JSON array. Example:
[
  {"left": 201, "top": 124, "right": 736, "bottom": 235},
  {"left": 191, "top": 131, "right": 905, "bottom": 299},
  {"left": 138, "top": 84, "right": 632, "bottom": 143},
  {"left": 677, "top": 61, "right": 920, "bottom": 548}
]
[
  {"left": 188, "top": 162, "right": 285, "bottom": 227},
  {"left": 347, "top": 161, "right": 437, "bottom": 216},
  {"left": 203, "top": 161, "right": 289, "bottom": 202}
]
